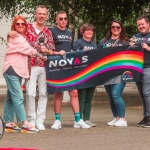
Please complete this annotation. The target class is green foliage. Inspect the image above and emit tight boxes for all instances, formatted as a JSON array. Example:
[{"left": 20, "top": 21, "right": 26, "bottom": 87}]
[{"left": 0, "top": 0, "right": 149, "bottom": 44}]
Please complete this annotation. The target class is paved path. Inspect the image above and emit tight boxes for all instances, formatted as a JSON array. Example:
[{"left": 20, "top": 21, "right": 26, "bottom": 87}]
[{"left": 0, "top": 84, "right": 150, "bottom": 150}]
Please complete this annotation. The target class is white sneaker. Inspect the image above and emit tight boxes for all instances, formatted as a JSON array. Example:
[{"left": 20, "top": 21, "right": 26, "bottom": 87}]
[
  {"left": 29, "top": 120, "right": 35, "bottom": 126},
  {"left": 36, "top": 123, "right": 45, "bottom": 130},
  {"left": 62, "top": 99, "right": 70, "bottom": 102},
  {"left": 107, "top": 118, "right": 118, "bottom": 126},
  {"left": 85, "top": 120, "right": 96, "bottom": 127},
  {"left": 114, "top": 118, "right": 127, "bottom": 127},
  {"left": 74, "top": 119, "right": 91, "bottom": 129},
  {"left": 51, "top": 120, "right": 61, "bottom": 129},
  {"left": 62, "top": 91, "right": 70, "bottom": 102}
]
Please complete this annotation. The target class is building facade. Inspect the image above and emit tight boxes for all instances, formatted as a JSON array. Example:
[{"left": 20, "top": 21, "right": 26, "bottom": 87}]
[{"left": 0, "top": 18, "right": 12, "bottom": 86}]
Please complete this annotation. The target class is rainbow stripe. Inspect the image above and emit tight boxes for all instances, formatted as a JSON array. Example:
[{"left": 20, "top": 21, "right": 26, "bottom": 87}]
[
  {"left": 122, "top": 71, "right": 133, "bottom": 78},
  {"left": 46, "top": 51, "right": 143, "bottom": 88}
]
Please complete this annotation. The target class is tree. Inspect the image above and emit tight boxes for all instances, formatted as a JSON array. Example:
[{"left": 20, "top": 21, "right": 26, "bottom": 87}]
[{"left": 0, "top": 0, "right": 149, "bottom": 43}]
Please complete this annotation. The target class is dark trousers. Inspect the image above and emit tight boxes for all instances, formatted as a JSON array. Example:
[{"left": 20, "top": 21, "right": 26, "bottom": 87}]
[{"left": 78, "top": 87, "right": 96, "bottom": 120}]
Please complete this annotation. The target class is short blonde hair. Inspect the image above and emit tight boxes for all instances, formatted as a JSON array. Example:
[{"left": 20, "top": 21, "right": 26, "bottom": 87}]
[
  {"left": 56, "top": 10, "right": 67, "bottom": 18},
  {"left": 35, "top": 5, "right": 48, "bottom": 14}
]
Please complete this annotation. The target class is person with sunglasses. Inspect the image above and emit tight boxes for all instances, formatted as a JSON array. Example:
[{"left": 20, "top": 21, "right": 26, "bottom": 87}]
[
  {"left": 8, "top": 5, "right": 55, "bottom": 131},
  {"left": 2, "top": 15, "right": 46, "bottom": 133},
  {"left": 131, "top": 16, "right": 150, "bottom": 128},
  {"left": 98, "top": 20, "right": 129, "bottom": 127},
  {"left": 73, "top": 23, "right": 97, "bottom": 127},
  {"left": 50, "top": 11, "right": 90, "bottom": 129}
]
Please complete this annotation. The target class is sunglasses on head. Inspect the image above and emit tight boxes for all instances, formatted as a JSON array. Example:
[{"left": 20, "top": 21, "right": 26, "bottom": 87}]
[
  {"left": 16, "top": 23, "right": 26, "bottom": 26},
  {"left": 59, "top": 17, "right": 67, "bottom": 21},
  {"left": 111, "top": 26, "right": 121, "bottom": 29}
]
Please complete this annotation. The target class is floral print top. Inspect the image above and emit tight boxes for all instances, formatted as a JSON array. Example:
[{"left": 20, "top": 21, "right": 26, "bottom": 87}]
[{"left": 26, "top": 23, "right": 55, "bottom": 67}]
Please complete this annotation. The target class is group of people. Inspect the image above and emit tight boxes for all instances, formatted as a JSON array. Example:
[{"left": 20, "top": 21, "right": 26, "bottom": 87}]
[{"left": 2, "top": 4, "right": 150, "bottom": 134}]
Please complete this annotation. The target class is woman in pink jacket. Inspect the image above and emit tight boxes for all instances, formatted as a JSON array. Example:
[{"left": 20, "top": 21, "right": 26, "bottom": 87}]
[{"left": 2, "top": 15, "right": 44, "bottom": 133}]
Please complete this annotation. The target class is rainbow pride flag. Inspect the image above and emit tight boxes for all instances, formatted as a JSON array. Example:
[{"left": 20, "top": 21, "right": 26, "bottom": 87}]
[{"left": 46, "top": 45, "right": 143, "bottom": 94}]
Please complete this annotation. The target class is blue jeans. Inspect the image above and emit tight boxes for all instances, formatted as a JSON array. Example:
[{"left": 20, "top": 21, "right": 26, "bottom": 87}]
[
  {"left": 104, "top": 83, "right": 126, "bottom": 118},
  {"left": 3, "top": 73, "right": 26, "bottom": 122}
]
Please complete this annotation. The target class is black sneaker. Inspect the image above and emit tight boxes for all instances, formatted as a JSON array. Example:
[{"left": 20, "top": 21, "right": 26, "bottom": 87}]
[
  {"left": 137, "top": 117, "right": 148, "bottom": 127},
  {"left": 143, "top": 117, "right": 150, "bottom": 128}
]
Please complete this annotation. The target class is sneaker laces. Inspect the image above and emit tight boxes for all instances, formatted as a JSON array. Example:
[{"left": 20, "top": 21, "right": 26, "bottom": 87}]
[
  {"left": 23, "top": 123, "right": 36, "bottom": 129},
  {"left": 85, "top": 120, "right": 92, "bottom": 125},
  {"left": 22, "top": 123, "right": 40, "bottom": 133},
  {"left": 6, "top": 122, "right": 20, "bottom": 129}
]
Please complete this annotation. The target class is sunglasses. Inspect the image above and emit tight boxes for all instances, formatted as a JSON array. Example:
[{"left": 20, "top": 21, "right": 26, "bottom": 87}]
[
  {"left": 111, "top": 26, "right": 121, "bottom": 29},
  {"left": 16, "top": 23, "right": 26, "bottom": 26},
  {"left": 59, "top": 17, "right": 67, "bottom": 21}
]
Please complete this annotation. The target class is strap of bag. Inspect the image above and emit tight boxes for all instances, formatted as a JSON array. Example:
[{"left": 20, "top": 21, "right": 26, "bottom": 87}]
[{"left": 113, "top": 39, "right": 119, "bottom": 47}]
